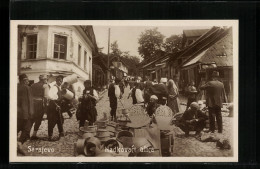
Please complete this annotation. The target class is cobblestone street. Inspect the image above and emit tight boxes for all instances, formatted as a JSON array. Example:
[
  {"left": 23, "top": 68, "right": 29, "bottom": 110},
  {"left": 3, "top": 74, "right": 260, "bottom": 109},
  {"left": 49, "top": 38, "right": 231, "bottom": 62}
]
[{"left": 20, "top": 85, "right": 233, "bottom": 157}]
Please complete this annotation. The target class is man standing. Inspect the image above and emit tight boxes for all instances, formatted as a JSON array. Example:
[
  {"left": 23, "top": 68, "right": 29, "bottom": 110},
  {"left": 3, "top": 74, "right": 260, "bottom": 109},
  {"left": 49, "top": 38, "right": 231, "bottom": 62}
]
[
  {"left": 30, "top": 74, "right": 48, "bottom": 140},
  {"left": 78, "top": 80, "right": 99, "bottom": 127},
  {"left": 200, "top": 71, "right": 226, "bottom": 133},
  {"left": 17, "top": 74, "right": 34, "bottom": 154},
  {"left": 177, "top": 102, "right": 208, "bottom": 137},
  {"left": 108, "top": 78, "right": 121, "bottom": 121},
  {"left": 47, "top": 75, "right": 65, "bottom": 141}
]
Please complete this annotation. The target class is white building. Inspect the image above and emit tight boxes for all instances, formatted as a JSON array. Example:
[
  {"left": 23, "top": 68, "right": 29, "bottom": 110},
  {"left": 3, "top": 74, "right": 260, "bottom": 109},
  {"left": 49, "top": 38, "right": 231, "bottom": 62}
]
[{"left": 18, "top": 25, "right": 98, "bottom": 97}]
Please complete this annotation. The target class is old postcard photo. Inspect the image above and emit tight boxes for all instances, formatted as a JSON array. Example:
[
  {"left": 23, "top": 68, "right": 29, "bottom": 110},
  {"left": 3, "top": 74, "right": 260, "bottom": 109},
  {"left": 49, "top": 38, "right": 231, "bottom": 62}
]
[{"left": 10, "top": 20, "right": 238, "bottom": 162}]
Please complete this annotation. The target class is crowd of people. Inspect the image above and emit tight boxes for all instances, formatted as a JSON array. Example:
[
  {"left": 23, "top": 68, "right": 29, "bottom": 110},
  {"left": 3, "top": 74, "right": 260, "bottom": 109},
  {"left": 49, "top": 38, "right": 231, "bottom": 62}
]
[
  {"left": 107, "top": 71, "right": 226, "bottom": 137},
  {"left": 17, "top": 70, "right": 226, "bottom": 154}
]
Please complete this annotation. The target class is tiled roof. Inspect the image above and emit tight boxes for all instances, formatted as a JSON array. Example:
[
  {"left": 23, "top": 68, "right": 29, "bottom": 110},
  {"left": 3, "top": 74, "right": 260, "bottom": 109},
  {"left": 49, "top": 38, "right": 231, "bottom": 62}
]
[
  {"left": 183, "top": 29, "right": 209, "bottom": 37},
  {"left": 182, "top": 28, "right": 233, "bottom": 67},
  {"left": 200, "top": 28, "right": 233, "bottom": 66}
]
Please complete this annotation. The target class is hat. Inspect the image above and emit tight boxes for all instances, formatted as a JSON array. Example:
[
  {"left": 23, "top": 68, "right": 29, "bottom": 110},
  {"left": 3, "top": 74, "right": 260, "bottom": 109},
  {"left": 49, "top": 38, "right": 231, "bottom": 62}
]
[
  {"left": 160, "top": 77, "right": 167, "bottom": 83},
  {"left": 39, "top": 74, "right": 48, "bottom": 80},
  {"left": 56, "top": 75, "right": 64, "bottom": 80},
  {"left": 84, "top": 80, "right": 91, "bottom": 85},
  {"left": 190, "top": 102, "right": 200, "bottom": 110},
  {"left": 212, "top": 71, "right": 219, "bottom": 77},
  {"left": 19, "top": 74, "right": 28, "bottom": 82},
  {"left": 150, "top": 95, "right": 158, "bottom": 100}
]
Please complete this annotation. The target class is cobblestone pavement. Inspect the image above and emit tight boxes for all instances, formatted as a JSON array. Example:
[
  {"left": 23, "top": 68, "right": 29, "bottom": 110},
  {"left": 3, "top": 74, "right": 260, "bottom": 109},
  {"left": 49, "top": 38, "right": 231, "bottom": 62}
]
[{"left": 19, "top": 85, "right": 233, "bottom": 157}]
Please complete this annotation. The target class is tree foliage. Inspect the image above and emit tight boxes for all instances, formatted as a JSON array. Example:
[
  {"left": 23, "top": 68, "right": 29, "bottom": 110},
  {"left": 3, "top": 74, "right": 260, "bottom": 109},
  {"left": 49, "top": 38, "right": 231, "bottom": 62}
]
[
  {"left": 110, "top": 41, "right": 122, "bottom": 61},
  {"left": 163, "top": 34, "right": 183, "bottom": 53},
  {"left": 109, "top": 41, "right": 140, "bottom": 76},
  {"left": 138, "top": 28, "right": 165, "bottom": 61}
]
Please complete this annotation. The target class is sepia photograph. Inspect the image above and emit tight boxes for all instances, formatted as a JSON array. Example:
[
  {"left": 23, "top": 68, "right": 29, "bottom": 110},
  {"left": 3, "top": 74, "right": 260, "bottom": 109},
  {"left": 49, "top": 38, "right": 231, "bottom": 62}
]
[{"left": 9, "top": 20, "right": 238, "bottom": 162}]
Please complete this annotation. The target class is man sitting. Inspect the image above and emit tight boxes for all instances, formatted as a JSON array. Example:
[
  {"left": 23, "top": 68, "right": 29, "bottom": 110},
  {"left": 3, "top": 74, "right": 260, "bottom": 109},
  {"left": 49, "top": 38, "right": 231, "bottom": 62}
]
[{"left": 177, "top": 102, "right": 208, "bottom": 137}]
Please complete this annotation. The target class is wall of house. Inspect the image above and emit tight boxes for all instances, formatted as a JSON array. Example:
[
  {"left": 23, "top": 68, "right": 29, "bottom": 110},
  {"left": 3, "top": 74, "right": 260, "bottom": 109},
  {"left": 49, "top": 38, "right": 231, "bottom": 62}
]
[
  {"left": 21, "top": 26, "right": 49, "bottom": 59},
  {"left": 20, "top": 25, "right": 95, "bottom": 96}
]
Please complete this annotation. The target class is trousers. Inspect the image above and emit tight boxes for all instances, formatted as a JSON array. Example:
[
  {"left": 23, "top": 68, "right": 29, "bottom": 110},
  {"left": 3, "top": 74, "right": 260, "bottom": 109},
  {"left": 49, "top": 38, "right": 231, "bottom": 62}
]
[
  {"left": 33, "top": 99, "right": 45, "bottom": 131},
  {"left": 109, "top": 97, "right": 117, "bottom": 118},
  {"left": 47, "top": 100, "right": 64, "bottom": 137},
  {"left": 17, "top": 118, "right": 33, "bottom": 144},
  {"left": 208, "top": 106, "right": 222, "bottom": 133},
  {"left": 179, "top": 120, "right": 206, "bottom": 135}
]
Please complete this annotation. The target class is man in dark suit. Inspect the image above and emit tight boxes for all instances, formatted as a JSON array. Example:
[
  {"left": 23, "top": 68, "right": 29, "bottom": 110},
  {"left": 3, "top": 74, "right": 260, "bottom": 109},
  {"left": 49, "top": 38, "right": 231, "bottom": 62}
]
[
  {"left": 30, "top": 74, "right": 48, "bottom": 140},
  {"left": 200, "top": 71, "right": 226, "bottom": 133},
  {"left": 177, "top": 102, "right": 208, "bottom": 136},
  {"left": 17, "top": 74, "right": 34, "bottom": 155},
  {"left": 17, "top": 74, "right": 34, "bottom": 144}
]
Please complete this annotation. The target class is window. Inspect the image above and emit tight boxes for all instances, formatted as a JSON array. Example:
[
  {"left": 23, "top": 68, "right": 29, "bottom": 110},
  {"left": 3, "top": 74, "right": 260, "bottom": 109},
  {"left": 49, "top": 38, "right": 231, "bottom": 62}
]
[
  {"left": 78, "top": 44, "right": 82, "bottom": 65},
  {"left": 84, "top": 51, "right": 87, "bottom": 70},
  {"left": 54, "top": 35, "right": 67, "bottom": 59},
  {"left": 27, "top": 34, "right": 37, "bottom": 59}
]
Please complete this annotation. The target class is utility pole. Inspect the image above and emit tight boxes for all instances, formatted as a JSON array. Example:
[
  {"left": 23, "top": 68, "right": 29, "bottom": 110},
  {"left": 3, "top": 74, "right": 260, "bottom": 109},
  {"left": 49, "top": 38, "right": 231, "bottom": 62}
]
[{"left": 107, "top": 28, "right": 110, "bottom": 88}]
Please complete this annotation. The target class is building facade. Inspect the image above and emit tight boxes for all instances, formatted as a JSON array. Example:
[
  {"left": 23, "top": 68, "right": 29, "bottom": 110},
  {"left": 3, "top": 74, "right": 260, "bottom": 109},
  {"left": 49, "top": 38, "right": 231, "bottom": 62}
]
[{"left": 18, "top": 25, "right": 98, "bottom": 97}]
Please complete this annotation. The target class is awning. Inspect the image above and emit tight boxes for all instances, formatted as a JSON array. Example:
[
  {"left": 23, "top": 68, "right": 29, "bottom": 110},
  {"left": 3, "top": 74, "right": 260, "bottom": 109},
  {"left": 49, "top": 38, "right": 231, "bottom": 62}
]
[{"left": 182, "top": 49, "right": 208, "bottom": 67}]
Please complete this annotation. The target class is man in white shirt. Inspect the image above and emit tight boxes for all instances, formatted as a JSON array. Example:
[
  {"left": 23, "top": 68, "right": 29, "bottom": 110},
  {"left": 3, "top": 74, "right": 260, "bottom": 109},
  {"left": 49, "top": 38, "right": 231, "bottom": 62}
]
[
  {"left": 128, "top": 82, "right": 144, "bottom": 104},
  {"left": 47, "top": 75, "right": 65, "bottom": 141},
  {"left": 108, "top": 78, "right": 121, "bottom": 121}
]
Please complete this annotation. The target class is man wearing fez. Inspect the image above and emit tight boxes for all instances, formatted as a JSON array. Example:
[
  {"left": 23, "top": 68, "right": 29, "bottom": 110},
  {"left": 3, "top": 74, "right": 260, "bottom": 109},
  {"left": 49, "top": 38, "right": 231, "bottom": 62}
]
[
  {"left": 30, "top": 74, "right": 49, "bottom": 140},
  {"left": 108, "top": 77, "right": 121, "bottom": 121},
  {"left": 17, "top": 74, "right": 34, "bottom": 154},
  {"left": 200, "top": 71, "right": 226, "bottom": 133},
  {"left": 47, "top": 75, "right": 65, "bottom": 141},
  {"left": 177, "top": 102, "right": 208, "bottom": 137}
]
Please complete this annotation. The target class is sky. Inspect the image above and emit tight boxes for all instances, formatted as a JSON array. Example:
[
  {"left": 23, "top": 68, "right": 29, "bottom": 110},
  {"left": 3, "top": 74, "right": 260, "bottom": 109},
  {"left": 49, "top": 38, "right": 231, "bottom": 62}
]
[{"left": 93, "top": 26, "right": 212, "bottom": 57}]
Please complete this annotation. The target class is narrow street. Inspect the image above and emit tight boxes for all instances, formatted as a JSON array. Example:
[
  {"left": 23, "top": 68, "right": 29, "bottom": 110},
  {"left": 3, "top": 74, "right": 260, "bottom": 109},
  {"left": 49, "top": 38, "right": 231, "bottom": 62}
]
[{"left": 20, "top": 85, "right": 233, "bottom": 157}]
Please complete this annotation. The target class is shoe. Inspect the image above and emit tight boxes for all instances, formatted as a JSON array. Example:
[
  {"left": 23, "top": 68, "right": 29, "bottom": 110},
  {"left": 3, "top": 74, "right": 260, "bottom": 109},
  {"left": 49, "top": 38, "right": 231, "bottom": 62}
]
[
  {"left": 48, "top": 136, "right": 59, "bottom": 142},
  {"left": 17, "top": 142, "right": 27, "bottom": 156},
  {"left": 30, "top": 135, "right": 39, "bottom": 140},
  {"left": 59, "top": 132, "right": 65, "bottom": 137}
]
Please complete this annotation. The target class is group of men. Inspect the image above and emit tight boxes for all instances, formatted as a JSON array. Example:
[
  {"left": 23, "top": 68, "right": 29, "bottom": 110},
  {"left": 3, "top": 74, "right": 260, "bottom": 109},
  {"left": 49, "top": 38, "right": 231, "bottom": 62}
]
[
  {"left": 17, "top": 73, "right": 75, "bottom": 151},
  {"left": 177, "top": 71, "right": 226, "bottom": 136},
  {"left": 107, "top": 70, "right": 226, "bottom": 137}
]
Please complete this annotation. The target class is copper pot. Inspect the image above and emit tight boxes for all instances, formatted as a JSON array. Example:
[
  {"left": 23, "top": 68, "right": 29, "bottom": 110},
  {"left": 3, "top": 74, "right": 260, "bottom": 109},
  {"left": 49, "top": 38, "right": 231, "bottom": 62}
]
[
  {"left": 85, "top": 137, "right": 101, "bottom": 156},
  {"left": 103, "top": 138, "right": 123, "bottom": 153},
  {"left": 76, "top": 139, "right": 87, "bottom": 155},
  {"left": 95, "top": 120, "right": 107, "bottom": 129},
  {"left": 82, "top": 133, "right": 94, "bottom": 140}
]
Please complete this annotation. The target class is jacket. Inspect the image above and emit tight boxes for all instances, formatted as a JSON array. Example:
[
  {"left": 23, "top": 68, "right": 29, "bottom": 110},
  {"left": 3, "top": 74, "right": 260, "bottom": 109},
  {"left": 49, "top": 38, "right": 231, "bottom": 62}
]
[
  {"left": 200, "top": 80, "right": 226, "bottom": 108},
  {"left": 17, "top": 83, "right": 34, "bottom": 119}
]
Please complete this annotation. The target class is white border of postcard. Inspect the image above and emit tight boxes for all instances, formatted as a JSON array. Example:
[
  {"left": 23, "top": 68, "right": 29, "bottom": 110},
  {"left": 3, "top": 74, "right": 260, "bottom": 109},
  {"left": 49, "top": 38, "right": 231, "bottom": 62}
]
[{"left": 10, "top": 20, "right": 238, "bottom": 162}]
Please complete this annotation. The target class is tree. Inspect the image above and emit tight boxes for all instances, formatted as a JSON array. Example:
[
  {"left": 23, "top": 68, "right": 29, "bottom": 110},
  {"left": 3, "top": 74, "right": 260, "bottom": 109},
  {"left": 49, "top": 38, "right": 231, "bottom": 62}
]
[
  {"left": 163, "top": 34, "right": 183, "bottom": 53},
  {"left": 138, "top": 28, "right": 165, "bottom": 61},
  {"left": 110, "top": 41, "right": 122, "bottom": 61}
]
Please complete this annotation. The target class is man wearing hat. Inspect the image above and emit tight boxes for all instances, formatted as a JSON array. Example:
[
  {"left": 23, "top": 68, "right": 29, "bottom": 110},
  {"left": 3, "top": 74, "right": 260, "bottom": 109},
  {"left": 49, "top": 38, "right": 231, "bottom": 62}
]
[
  {"left": 108, "top": 77, "right": 121, "bottom": 121},
  {"left": 177, "top": 102, "right": 208, "bottom": 137},
  {"left": 30, "top": 74, "right": 49, "bottom": 140},
  {"left": 200, "top": 71, "right": 226, "bottom": 133},
  {"left": 47, "top": 75, "right": 65, "bottom": 141},
  {"left": 17, "top": 74, "right": 34, "bottom": 153}
]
